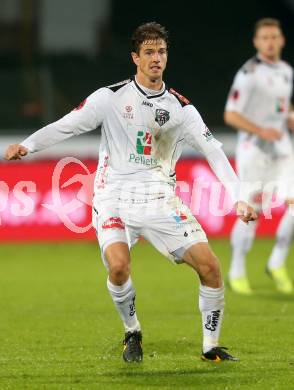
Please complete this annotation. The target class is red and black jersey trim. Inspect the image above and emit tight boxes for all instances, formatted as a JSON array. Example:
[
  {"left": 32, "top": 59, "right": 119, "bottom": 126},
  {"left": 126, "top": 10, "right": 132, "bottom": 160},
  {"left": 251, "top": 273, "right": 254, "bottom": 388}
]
[
  {"left": 241, "top": 56, "right": 260, "bottom": 74},
  {"left": 169, "top": 88, "right": 191, "bottom": 107},
  {"left": 106, "top": 79, "right": 132, "bottom": 92}
]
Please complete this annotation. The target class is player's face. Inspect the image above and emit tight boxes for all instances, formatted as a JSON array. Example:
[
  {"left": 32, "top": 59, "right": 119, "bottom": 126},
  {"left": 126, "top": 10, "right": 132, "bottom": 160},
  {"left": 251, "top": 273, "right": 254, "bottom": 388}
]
[
  {"left": 253, "top": 26, "right": 285, "bottom": 61},
  {"left": 132, "top": 39, "right": 167, "bottom": 83}
]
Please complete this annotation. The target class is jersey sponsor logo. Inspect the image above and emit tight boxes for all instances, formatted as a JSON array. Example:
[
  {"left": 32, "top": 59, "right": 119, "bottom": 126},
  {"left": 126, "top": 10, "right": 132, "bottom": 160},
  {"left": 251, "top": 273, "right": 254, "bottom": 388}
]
[
  {"left": 204, "top": 310, "right": 220, "bottom": 331},
  {"left": 129, "top": 154, "right": 158, "bottom": 166},
  {"left": 142, "top": 100, "right": 153, "bottom": 107},
  {"left": 128, "top": 130, "right": 158, "bottom": 166},
  {"left": 203, "top": 125, "right": 213, "bottom": 142},
  {"left": 136, "top": 130, "right": 152, "bottom": 155},
  {"left": 124, "top": 105, "right": 133, "bottom": 119},
  {"left": 102, "top": 217, "right": 125, "bottom": 230},
  {"left": 73, "top": 99, "right": 87, "bottom": 111},
  {"left": 155, "top": 109, "right": 170, "bottom": 126}
]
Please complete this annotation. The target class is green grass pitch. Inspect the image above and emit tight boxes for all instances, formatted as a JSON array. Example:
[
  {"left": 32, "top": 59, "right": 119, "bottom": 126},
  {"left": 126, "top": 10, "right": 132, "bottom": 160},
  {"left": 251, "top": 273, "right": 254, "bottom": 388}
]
[{"left": 0, "top": 239, "right": 293, "bottom": 389}]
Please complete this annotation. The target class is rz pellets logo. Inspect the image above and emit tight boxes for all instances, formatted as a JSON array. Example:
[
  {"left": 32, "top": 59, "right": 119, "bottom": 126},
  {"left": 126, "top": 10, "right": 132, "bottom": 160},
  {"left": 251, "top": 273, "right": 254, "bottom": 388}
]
[{"left": 136, "top": 131, "right": 152, "bottom": 155}]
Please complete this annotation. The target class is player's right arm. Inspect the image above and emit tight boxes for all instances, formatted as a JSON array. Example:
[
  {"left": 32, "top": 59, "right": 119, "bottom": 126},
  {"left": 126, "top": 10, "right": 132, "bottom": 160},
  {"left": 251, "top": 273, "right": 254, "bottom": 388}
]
[
  {"left": 4, "top": 88, "right": 110, "bottom": 160},
  {"left": 182, "top": 105, "right": 257, "bottom": 223},
  {"left": 224, "top": 70, "right": 281, "bottom": 142}
]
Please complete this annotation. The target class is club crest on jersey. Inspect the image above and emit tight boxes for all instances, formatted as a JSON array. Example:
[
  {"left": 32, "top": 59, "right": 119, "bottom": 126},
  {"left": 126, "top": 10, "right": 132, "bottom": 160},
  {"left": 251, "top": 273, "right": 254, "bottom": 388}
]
[{"left": 155, "top": 109, "right": 170, "bottom": 126}]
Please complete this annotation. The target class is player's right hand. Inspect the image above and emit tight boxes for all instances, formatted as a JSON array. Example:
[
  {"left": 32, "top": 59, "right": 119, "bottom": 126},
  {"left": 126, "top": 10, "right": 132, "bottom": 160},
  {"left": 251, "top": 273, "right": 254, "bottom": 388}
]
[
  {"left": 235, "top": 201, "right": 258, "bottom": 224},
  {"left": 258, "top": 127, "right": 281, "bottom": 142},
  {"left": 4, "top": 144, "right": 28, "bottom": 160}
]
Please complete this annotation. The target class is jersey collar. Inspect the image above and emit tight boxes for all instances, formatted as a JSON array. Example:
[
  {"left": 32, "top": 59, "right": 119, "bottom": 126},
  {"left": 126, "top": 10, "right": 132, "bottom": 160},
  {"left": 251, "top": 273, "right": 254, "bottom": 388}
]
[
  {"left": 132, "top": 76, "right": 167, "bottom": 99},
  {"left": 256, "top": 54, "right": 281, "bottom": 68}
]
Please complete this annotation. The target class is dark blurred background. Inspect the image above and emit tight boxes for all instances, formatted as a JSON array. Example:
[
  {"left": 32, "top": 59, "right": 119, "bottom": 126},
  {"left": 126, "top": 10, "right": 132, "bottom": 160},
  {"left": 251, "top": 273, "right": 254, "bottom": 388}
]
[{"left": 0, "top": 0, "right": 293, "bottom": 133}]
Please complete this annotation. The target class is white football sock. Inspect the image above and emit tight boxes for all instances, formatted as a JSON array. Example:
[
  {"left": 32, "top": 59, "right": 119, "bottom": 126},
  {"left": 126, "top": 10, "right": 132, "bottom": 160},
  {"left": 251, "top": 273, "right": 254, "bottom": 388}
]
[
  {"left": 199, "top": 284, "right": 225, "bottom": 353},
  {"left": 229, "top": 219, "right": 257, "bottom": 279},
  {"left": 267, "top": 208, "right": 294, "bottom": 270},
  {"left": 107, "top": 277, "right": 141, "bottom": 333}
]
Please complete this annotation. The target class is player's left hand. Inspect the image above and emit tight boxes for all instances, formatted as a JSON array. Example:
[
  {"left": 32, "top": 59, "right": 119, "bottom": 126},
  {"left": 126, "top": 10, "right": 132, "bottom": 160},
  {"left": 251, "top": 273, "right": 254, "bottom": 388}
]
[{"left": 235, "top": 201, "right": 258, "bottom": 224}]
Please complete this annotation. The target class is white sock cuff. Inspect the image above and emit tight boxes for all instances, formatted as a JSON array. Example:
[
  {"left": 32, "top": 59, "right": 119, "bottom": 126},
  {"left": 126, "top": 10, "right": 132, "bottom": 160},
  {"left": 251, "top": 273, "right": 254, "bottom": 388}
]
[
  {"left": 199, "top": 284, "right": 224, "bottom": 298},
  {"left": 199, "top": 284, "right": 225, "bottom": 312},
  {"left": 107, "top": 277, "right": 135, "bottom": 303},
  {"left": 107, "top": 277, "right": 132, "bottom": 293}
]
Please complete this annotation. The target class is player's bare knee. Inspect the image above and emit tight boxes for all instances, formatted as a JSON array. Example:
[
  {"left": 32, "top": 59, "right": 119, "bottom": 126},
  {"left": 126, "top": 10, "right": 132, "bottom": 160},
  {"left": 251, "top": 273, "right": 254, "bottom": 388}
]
[{"left": 108, "top": 257, "right": 130, "bottom": 283}]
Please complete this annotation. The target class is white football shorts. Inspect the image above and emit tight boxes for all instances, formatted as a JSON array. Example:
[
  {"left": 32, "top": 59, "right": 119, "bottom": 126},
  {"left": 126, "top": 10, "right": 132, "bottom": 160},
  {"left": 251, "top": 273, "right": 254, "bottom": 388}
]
[
  {"left": 236, "top": 143, "right": 294, "bottom": 211},
  {"left": 92, "top": 193, "right": 207, "bottom": 267}
]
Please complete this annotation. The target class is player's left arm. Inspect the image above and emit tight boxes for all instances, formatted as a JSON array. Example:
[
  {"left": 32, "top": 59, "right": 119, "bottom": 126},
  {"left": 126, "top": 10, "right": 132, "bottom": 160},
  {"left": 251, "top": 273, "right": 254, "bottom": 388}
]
[
  {"left": 182, "top": 105, "right": 257, "bottom": 223},
  {"left": 287, "top": 67, "right": 294, "bottom": 131},
  {"left": 288, "top": 104, "right": 294, "bottom": 131}
]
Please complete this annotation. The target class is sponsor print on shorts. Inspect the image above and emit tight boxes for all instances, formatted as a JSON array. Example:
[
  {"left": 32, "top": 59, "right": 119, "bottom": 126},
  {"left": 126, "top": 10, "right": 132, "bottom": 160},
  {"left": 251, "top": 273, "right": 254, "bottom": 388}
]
[
  {"left": 170, "top": 208, "right": 202, "bottom": 233},
  {"left": 171, "top": 210, "right": 188, "bottom": 223},
  {"left": 102, "top": 217, "right": 125, "bottom": 230}
]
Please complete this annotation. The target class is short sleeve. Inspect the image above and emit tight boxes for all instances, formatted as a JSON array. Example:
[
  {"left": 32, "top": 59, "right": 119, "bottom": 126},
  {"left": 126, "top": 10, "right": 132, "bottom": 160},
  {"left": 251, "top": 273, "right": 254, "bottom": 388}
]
[
  {"left": 182, "top": 105, "right": 222, "bottom": 156},
  {"left": 225, "top": 70, "right": 255, "bottom": 114}
]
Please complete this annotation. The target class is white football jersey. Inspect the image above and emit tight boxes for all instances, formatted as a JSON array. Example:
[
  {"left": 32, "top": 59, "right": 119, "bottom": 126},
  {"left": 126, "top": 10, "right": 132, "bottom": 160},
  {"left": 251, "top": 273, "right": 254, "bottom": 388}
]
[
  {"left": 22, "top": 77, "right": 222, "bottom": 196},
  {"left": 225, "top": 55, "right": 293, "bottom": 157}
]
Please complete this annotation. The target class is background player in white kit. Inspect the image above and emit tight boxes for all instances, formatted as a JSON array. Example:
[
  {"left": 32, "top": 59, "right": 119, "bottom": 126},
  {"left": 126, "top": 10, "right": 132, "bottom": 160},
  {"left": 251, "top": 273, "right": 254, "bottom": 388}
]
[
  {"left": 225, "top": 18, "right": 294, "bottom": 295},
  {"left": 4, "top": 22, "right": 256, "bottom": 363}
]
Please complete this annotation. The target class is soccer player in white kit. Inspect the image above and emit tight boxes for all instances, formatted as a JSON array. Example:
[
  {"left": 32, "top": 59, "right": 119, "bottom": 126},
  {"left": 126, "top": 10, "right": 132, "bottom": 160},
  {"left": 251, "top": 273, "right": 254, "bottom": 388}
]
[
  {"left": 225, "top": 18, "right": 294, "bottom": 295},
  {"left": 5, "top": 22, "right": 256, "bottom": 363}
]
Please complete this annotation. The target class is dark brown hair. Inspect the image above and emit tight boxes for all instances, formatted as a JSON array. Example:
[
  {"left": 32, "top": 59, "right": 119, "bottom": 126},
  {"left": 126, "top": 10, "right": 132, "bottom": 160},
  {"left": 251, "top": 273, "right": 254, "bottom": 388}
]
[
  {"left": 254, "top": 18, "right": 282, "bottom": 36},
  {"left": 131, "top": 22, "right": 169, "bottom": 54}
]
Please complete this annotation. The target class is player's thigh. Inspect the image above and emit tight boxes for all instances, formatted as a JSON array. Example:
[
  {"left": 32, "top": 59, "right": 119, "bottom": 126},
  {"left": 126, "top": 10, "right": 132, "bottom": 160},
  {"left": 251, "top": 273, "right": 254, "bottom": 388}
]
[
  {"left": 142, "top": 196, "right": 208, "bottom": 264},
  {"left": 92, "top": 205, "right": 127, "bottom": 248},
  {"left": 92, "top": 202, "right": 139, "bottom": 269}
]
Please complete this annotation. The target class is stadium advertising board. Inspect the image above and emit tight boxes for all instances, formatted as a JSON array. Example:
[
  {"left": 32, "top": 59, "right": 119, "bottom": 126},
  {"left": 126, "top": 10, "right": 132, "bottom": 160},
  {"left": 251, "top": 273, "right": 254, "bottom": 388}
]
[{"left": 0, "top": 158, "right": 284, "bottom": 241}]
